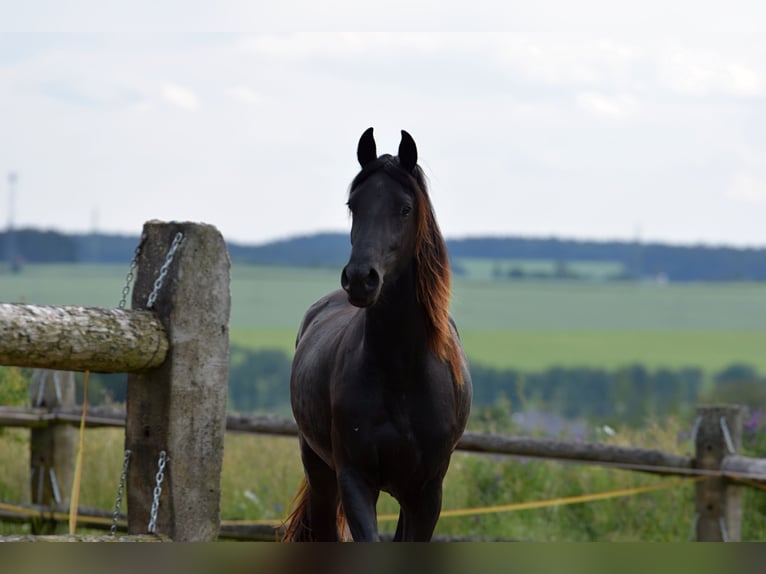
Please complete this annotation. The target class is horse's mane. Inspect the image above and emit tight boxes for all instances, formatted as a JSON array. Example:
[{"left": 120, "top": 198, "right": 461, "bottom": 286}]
[{"left": 350, "top": 156, "right": 465, "bottom": 389}]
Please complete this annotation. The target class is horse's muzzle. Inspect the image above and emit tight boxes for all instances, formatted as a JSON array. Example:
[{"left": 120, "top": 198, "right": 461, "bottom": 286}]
[{"left": 341, "top": 264, "right": 381, "bottom": 307}]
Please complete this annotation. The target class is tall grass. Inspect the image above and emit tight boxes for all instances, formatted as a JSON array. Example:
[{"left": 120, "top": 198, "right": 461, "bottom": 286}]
[{"left": 2, "top": 417, "right": 765, "bottom": 540}]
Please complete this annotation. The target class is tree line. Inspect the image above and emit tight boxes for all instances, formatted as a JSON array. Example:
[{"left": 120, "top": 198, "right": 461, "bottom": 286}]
[
  {"left": 2, "top": 229, "right": 765, "bottom": 281},
  {"left": 24, "top": 347, "right": 761, "bottom": 429}
]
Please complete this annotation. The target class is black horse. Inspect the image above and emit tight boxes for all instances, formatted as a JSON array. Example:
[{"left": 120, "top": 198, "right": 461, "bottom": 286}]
[{"left": 283, "top": 128, "right": 472, "bottom": 542}]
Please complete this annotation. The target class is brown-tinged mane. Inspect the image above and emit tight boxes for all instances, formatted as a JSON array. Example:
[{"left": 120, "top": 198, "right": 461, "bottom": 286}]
[{"left": 350, "top": 158, "right": 465, "bottom": 389}]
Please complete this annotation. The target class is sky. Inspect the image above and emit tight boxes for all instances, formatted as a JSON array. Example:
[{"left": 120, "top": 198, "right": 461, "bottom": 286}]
[{"left": 1, "top": 3, "right": 765, "bottom": 248}]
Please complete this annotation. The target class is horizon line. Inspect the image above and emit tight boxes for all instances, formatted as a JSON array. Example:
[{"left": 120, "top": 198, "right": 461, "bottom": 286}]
[{"left": 2, "top": 225, "right": 766, "bottom": 251}]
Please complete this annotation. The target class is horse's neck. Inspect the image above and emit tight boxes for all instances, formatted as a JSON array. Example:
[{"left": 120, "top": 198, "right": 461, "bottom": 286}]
[{"left": 362, "top": 266, "right": 428, "bottom": 353}]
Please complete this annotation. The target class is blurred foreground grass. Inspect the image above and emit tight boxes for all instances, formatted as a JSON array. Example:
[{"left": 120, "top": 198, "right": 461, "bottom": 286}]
[{"left": 2, "top": 417, "right": 765, "bottom": 541}]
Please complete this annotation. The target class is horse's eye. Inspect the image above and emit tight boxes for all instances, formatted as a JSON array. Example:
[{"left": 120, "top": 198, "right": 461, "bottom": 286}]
[{"left": 400, "top": 205, "right": 412, "bottom": 218}]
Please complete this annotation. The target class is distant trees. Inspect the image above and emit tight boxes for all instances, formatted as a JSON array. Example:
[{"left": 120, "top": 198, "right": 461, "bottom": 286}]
[
  {"left": 228, "top": 233, "right": 350, "bottom": 268},
  {"left": 9, "top": 348, "right": 762, "bottom": 428},
  {"left": 2, "top": 229, "right": 766, "bottom": 281},
  {"left": 447, "top": 237, "right": 766, "bottom": 282},
  {"left": 0, "top": 229, "right": 78, "bottom": 263},
  {"left": 227, "top": 347, "right": 293, "bottom": 413},
  {"left": 469, "top": 363, "right": 706, "bottom": 425},
  {"left": 220, "top": 349, "right": 764, "bottom": 426}
]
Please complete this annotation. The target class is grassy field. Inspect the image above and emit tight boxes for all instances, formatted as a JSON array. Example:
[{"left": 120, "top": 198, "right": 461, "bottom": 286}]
[
  {"left": 2, "top": 263, "right": 766, "bottom": 540},
  {"left": 3, "top": 263, "right": 765, "bottom": 331},
  {"left": 2, "top": 263, "right": 764, "bottom": 374},
  {"left": 229, "top": 328, "right": 766, "bottom": 373},
  {"left": 458, "top": 330, "right": 766, "bottom": 372},
  {"left": 3, "top": 420, "right": 765, "bottom": 541}
]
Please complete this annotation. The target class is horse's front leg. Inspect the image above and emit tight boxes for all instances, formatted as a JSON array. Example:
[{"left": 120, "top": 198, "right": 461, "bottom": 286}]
[
  {"left": 337, "top": 466, "right": 380, "bottom": 541},
  {"left": 400, "top": 479, "right": 443, "bottom": 541}
]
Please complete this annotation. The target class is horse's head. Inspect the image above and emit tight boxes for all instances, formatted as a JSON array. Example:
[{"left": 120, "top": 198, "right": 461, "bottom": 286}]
[{"left": 341, "top": 128, "right": 421, "bottom": 308}]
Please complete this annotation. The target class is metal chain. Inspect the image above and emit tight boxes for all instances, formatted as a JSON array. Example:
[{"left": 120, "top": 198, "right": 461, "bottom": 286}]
[
  {"left": 118, "top": 236, "right": 145, "bottom": 309},
  {"left": 719, "top": 416, "right": 736, "bottom": 454},
  {"left": 147, "top": 450, "right": 167, "bottom": 534},
  {"left": 689, "top": 512, "right": 699, "bottom": 541},
  {"left": 719, "top": 517, "right": 730, "bottom": 542},
  {"left": 110, "top": 449, "right": 132, "bottom": 536},
  {"left": 146, "top": 232, "right": 184, "bottom": 309}
]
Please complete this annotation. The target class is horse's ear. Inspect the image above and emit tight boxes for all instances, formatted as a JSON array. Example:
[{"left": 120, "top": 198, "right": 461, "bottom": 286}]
[
  {"left": 398, "top": 130, "right": 418, "bottom": 172},
  {"left": 357, "top": 127, "right": 377, "bottom": 168}
]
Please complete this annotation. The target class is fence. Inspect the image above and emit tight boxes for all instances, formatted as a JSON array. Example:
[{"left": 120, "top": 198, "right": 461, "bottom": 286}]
[
  {"left": 1, "top": 402, "right": 765, "bottom": 541},
  {"left": 0, "top": 221, "right": 230, "bottom": 542}
]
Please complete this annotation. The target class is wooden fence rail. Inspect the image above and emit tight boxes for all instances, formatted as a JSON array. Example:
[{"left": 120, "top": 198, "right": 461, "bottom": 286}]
[
  {"left": 0, "top": 405, "right": 695, "bottom": 473},
  {"left": 5, "top": 406, "right": 766, "bottom": 483},
  {"left": 3, "top": 402, "right": 766, "bottom": 542}
]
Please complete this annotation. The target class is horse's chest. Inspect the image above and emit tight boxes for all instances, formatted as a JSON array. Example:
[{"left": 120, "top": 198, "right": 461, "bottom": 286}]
[{"left": 337, "top": 385, "right": 454, "bottom": 490}]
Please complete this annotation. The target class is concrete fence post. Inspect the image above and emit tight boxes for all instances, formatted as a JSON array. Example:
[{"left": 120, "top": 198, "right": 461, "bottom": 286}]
[{"left": 125, "top": 221, "right": 231, "bottom": 542}]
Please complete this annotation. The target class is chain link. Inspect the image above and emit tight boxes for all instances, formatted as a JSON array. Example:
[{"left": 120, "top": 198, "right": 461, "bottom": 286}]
[
  {"left": 118, "top": 236, "right": 145, "bottom": 309},
  {"left": 719, "top": 416, "right": 736, "bottom": 454},
  {"left": 110, "top": 449, "right": 132, "bottom": 536},
  {"left": 147, "top": 450, "right": 167, "bottom": 534},
  {"left": 146, "top": 232, "right": 184, "bottom": 309}
]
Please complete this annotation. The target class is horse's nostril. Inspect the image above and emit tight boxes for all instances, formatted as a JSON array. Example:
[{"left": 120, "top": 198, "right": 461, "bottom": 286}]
[
  {"left": 341, "top": 265, "right": 381, "bottom": 301},
  {"left": 365, "top": 269, "right": 380, "bottom": 291},
  {"left": 341, "top": 268, "right": 350, "bottom": 291}
]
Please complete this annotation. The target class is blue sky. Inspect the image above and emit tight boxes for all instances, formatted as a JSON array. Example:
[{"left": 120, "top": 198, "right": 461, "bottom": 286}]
[{"left": 1, "top": 3, "right": 765, "bottom": 246}]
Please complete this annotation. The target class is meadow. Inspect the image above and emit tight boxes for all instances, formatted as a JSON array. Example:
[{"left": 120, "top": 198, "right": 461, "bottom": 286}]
[
  {"left": 2, "top": 262, "right": 766, "bottom": 540},
  {"left": 4, "top": 419, "right": 766, "bottom": 541},
  {"left": 2, "top": 263, "right": 764, "bottom": 373}
]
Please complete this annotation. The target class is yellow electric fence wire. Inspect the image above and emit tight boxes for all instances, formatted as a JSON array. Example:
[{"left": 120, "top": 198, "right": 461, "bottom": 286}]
[
  {"left": 377, "top": 476, "right": 706, "bottom": 522},
  {"left": 2, "top": 474, "right": 757, "bottom": 532},
  {"left": 733, "top": 477, "right": 766, "bottom": 492},
  {"left": 217, "top": 475, "right": 705, "bottom": 529},
  {"left": 68, "top": 370, "right": 89, "bottom": 534},
  {"left": 4, "top": 443, "right": 764, "bottom": 532},
  {"left": 0, "top": 500, "right": 119, "bottom": 527}
]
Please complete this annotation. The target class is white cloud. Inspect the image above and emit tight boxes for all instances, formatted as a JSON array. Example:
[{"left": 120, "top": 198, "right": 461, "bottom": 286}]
[
  {"left": 239, "top": 32, "right": 446, "bottom": 60},
  {"left": 2, "top": 27, "right": 766, "bottom": 246},
  {"left": 661, "top": 49, "right": 765, "bottom": 97},
  {"left": 160, "top": 82, "right": 199, "bottom": 110},
  {"left": 726, "top": 63, "right": 765, "bottom": 97},
  {"left": 727, "top": 173, "right": 766, "bottom": 204},
  {"left": 576, "top": 91, "right": 638, "bottom": 120},
  {"left": 226, "top": 86, "right": 262, "bottom": 105}
]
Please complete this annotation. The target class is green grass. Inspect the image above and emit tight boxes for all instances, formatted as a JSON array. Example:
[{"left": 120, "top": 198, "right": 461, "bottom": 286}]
[
  {"left": 0, "top": 264, "right": 129, "bottom": 308},
  {"left": 451, "top": 280, "right": 766, "bottom": 331},
  {"left": 3, "top": 263, "right": 765, "bottom": 540},
  {"left": 2, "top": 420, "right": 765, "bottom": 541},
  {"left": 3, "top": 264, "right": 765, "bottom": 332},
  {"left": 4, "top": 263, "right": 764, "bottom": 375},
  {"left": 231, "top": 328, "right": 297, "bottom": 356},
  {"left": 459, "top": 330, "right": 766, "bottom": 373},
  {"left": 230, "top": 328, "right": 766, "bottom": 374}
]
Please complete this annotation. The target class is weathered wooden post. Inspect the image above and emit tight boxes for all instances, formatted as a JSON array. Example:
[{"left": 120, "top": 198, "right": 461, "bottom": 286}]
[
  {"left": 694, "top": 404, "right": 744, "bottom": 542},
  {"left": 125, "top": 222, "right": 231, "bottom": 542},
  {"left": 28, "top": 369, "right": 76, "bottom": 533}
]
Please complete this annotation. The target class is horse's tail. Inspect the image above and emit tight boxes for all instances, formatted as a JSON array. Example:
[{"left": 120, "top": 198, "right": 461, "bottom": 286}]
[
  {"left": 282, "top": 478, "right": 312, "bottom": 541},
  {"left": 282, "top": 477, "right": 348, "bottom": 542}
]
